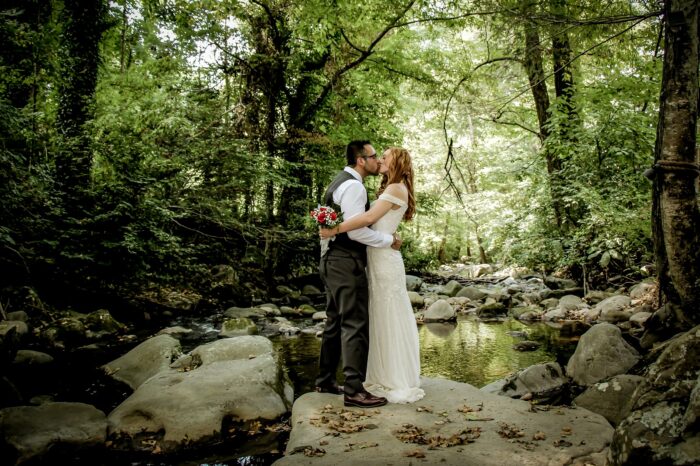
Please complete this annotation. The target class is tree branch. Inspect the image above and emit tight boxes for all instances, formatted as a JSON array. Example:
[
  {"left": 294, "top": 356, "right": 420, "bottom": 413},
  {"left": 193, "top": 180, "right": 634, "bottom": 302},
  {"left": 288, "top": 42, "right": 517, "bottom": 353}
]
[
  {"left": 473, "top": 56, "right": 520, "bottom": 72},
  {"left": 295, "top": 0, "right": 417, "bottom": 125}
]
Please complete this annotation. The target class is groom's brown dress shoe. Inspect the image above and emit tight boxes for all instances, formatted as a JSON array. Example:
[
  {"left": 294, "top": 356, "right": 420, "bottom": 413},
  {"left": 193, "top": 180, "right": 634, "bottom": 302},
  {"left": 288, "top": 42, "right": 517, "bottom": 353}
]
[
  {"left": 315, "top": 383, "right": 344, "bottom": 395},
  {"left": 344, "top": 390, "right": 387, "bottom": 408}
]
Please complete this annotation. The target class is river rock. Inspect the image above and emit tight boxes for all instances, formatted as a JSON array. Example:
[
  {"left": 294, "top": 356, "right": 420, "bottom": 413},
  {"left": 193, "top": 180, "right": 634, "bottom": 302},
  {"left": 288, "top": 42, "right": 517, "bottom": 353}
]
[
  {"left": 13, "top": 350, "right": 54, "bottom": 366},
  {"left": 188, "top": 336, "right": 273, "bottom": 367},
  {"left": 540, "top": 297, "right": 559, "bottom": 309},
  {"left": 108, "top": 349, "right": 292, "bottom": 453},
  {"left": 6, "top": 311, "right": 28, "bottom": 322},
  {"left": 423, "top": 300, "right": 456, "bottom": 322},
  {"left": 540, "top": 287, "right": 584, "bottom": 299},
  {"left": 224, "top": 307, "right": 267, "bottom": 321},
  {"left": 512, "top": 341, "right": 541, "bottom": 351},
  {"left": 407, "top": 291, "right": 424, "bottom": 307},
  {"left": 573, "top": 375, "right": 644, "bottom": 427},
  {"left": 544, "top": 276, "right": 577, "bottom": 290},
  {"left": 312, "top": 311, "right": 326, "bottom": 321},
  {"left": 220, "top": 317, "right": 258, "bottom": 337},
  {"left": 456, "top": 286, "right": 487, "bottom": 301},
  {"left": 297, "top": 304, "right": 317, "bottom": 316},
  {"left": 477, "top": 302, "right": 507, "bottom": 319},
  {"left": 584, "top": 290, "right": 614, "bottom": 305},
  {"left": 599, "top": 309, "right": 633, "bottom": 324},
  {"left": 559, "top": 320, "right": 591, "bottom": 337},
  {"left": 41, "top": 317, "right": 86, "bottom": 349},
  {"left": 520, "top": 292, "right": 542, "bottom": 306},
  {"left": 405, "top": 275, "right": 422, "bottom": 291},
  {"left": 83, "top": 309, "right": 126, "bottom": 335},
  {"left": 0, "top": 402, "right": 107, "bottom": 464},
  {"left": 543, "top": 308, "right": 567, "bottom": 322},
  {"left": 517, "top": 310, "right": 543, "bottom": 321},
  {"left": 628, "top": 281, "right": 655, "bottom": 300},
  {"left": 510, "top": 306, "right": 538, "bottom": 319},
  {"left": 558, "top": 295, "right": 585, "bottom": 310},
  {"left": 482, "top": 362, "right": 568, "bottom": 402},
  {"left": 583, "top": 307, "right": 602, "bottom": 322},
  {"left": 566, "top": 323, "right": 639, "bottom": 386},
  {"left": 301, "top": 284, "right": 322, "bottom": 295},
  {"left": 277, "top": 377, "right": 612, "bottom": 466},
  {"left": 609, "top": 324, "right": 700, "bottom": 465},
  {"left": 157, "top": 326, "right": 193, "bottom": 338},
  {"left": 629, "top": 311, "right": 652, "bottom": 328},
  {"left": 441, "top": 280, "right": 463, "bottom": 297},
  {"left": 596, "top": 295, "right": 631, "bottom": 315},
  {"left": 459, "top": 263, "right": 494, "bottom": 278},
  {"left": 103, "top": 334, "right": 182, "bottom": 390}
]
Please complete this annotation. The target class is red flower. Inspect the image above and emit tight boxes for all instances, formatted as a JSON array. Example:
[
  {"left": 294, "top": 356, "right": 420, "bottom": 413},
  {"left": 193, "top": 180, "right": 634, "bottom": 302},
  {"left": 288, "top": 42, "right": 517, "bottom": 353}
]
[
  {"left": 317, "top": 213, "right": 326, "bottom": 223},
  {"left": 330, "top": 212, "right": 337, "bottom": 221}
]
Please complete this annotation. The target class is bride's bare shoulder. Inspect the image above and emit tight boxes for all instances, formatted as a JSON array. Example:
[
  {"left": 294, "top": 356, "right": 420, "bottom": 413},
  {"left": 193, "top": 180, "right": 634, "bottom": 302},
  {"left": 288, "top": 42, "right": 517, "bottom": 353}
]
[{"left": 384, "top": 183, "right": 408, "bottom": 200}]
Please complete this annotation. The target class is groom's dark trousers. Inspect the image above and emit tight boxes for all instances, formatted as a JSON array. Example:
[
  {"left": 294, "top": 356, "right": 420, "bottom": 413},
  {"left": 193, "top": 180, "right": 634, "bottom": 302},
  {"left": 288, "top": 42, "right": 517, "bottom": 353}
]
[{"left": 316, "top": 171, "right": 370, "bottom": 397}]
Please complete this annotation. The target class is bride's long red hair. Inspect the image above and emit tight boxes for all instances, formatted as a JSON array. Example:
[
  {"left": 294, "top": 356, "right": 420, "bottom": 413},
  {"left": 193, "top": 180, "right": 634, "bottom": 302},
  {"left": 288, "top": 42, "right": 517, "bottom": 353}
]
[{"left": 377, "top": 147, "right": 416, "bottom": 220}]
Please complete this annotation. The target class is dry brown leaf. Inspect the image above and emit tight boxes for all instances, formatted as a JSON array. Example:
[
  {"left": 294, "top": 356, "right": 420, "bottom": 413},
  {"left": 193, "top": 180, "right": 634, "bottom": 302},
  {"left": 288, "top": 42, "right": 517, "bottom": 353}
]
[
  {"left": 532, "top": 431, "right": 547, "bottom": 441},
  {"left": 498, "top": 422, "right": 526, "bottom": 439},
  {"left": 404, "top": 449, "right": 426, "bottom": 458},
  {"left": 303, "top": 447, "right": 326, "bottom": 457}
]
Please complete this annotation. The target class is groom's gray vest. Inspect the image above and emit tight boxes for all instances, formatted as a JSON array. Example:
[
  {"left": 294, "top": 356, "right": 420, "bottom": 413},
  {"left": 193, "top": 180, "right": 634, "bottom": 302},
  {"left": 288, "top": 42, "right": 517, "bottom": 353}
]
[{"left": 323, "top": 170, "right": 370, "bottom": 258}]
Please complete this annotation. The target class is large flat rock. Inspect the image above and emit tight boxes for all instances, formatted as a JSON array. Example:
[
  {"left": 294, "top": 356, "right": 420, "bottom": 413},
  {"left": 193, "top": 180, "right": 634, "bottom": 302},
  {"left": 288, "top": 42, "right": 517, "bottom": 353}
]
[{"left": 275, "top": 377, "right": 612, "bottom": 466}]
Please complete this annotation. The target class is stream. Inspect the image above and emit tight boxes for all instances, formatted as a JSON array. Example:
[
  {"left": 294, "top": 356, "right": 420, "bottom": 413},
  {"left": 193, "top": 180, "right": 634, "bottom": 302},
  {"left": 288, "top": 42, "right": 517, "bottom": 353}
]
[{"left": 12, "top": 274, "right": 578, "bottom": 465}]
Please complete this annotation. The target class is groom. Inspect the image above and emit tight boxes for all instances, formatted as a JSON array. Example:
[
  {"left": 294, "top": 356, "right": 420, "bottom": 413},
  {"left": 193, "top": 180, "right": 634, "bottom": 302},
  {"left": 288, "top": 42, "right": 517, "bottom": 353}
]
[{"left": 315, "top": 140, "right": 401, "bottom": 408}]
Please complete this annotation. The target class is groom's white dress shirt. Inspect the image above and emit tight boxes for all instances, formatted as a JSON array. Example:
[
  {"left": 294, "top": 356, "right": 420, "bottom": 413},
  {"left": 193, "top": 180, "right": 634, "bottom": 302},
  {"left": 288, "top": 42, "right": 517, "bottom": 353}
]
[{"left": 332, "top": 167, "right": 393, "bottom": 248}]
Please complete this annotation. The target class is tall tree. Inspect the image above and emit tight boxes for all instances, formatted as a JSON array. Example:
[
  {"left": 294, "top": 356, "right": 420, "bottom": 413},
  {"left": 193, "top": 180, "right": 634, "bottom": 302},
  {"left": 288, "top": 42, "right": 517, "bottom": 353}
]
[
  {"left": 55, "top": 0, "right": 108, "bottom": 208},
  {"left": 645, "top": 0, "right": 700, "bottom": 341}
]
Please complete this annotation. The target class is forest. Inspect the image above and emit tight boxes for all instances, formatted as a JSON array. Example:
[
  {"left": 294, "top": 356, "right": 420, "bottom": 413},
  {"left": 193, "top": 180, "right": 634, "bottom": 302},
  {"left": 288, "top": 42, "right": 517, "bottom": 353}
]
[{"left": 4, "top": 0, "right": 697, "bottom": 315}]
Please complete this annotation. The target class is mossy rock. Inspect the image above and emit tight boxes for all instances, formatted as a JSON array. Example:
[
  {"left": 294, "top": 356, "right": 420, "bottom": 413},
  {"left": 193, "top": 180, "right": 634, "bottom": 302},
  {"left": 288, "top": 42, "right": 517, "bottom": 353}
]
[
  {"left": 220, "top": 318, "right": 258, "bottom": 337},
  {"left": 84, "top": 309, "right": 127, "bottom": 334},
  {"left": 298, "top": 304, "right": 317, "bottom": 316}
]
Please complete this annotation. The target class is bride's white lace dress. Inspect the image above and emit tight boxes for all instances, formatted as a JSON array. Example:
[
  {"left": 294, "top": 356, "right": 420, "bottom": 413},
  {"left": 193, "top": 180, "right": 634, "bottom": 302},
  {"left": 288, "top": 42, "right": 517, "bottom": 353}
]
[{"left": 364, "top": 190, "right": 424, "bottom": 404}]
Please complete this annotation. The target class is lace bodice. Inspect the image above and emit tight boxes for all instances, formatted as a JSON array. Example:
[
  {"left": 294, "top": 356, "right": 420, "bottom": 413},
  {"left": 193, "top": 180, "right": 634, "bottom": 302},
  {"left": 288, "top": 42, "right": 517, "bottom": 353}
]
[{"left": 371, "top": 192, "right": 407, "bottom": 235}]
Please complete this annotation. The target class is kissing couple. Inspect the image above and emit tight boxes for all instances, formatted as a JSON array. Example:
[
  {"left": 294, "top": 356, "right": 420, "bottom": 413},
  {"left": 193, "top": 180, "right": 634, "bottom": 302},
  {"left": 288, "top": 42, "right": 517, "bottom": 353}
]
[{"left": 315, "top": 140, "right": 425, "bottom": 408}]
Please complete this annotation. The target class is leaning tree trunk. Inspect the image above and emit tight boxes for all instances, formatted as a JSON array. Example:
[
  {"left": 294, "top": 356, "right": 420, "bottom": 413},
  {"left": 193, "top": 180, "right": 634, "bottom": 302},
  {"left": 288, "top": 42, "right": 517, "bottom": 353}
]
[
  {"left": 645, "top": 0, "right": 700, "bottom": 344},
  {"left": 521, "top": 1, "right": 564, "bottom": 230},
  {"left": 55, "top": 0, "right": 107, "bottom": 209}
]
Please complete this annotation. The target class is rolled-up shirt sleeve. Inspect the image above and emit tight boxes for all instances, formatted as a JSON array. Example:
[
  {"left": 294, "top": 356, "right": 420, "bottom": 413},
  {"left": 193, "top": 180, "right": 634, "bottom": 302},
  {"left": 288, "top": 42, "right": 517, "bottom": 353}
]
[{"left": 336, "top": 180, "right": 393, "bottom": 248}]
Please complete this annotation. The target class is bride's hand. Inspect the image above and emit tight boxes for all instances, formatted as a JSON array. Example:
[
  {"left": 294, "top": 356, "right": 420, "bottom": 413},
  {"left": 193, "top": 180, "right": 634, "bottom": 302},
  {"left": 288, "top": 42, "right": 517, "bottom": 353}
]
[{"left": 319, "top": 226, "right": 339, "bottom": 239}]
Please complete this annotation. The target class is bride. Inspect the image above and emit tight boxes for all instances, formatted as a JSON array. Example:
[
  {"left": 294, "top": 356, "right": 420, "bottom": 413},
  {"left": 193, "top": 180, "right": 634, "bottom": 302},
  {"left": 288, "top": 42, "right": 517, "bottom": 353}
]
[{"left": 321, "top": 147, "right": 424, "bottom": 404}]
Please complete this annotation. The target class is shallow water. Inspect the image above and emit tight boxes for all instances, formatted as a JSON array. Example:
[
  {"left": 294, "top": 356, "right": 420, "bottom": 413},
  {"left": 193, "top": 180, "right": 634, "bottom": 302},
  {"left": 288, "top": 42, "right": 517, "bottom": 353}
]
[{"left": 273, "top": 316, "right": 577, "bottom": 396}]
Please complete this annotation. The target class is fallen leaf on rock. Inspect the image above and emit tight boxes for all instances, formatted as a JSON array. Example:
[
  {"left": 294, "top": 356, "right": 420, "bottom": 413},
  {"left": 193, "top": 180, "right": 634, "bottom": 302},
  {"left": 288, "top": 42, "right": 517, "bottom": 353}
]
[
  {"left": 510, "top": 439, "right": 536, "bottom": 451},
  {"left": 521, "top": 392, "right": 533, "bottom": 401},
  {"left": 303, "top": 447, "right": 326, "bottom": 457},
  {"left": 319, "top": 440, "right": 329, "bottom": 446},
  {"left": 561, "top": 426, "right": 572, "bottom": 436},
  {"left": 247, "top": 420, "right": 262, "bottom": 435},
  {"left": 345, "top": 441, "right": 379, "bottom": 451},
  {"left": 416, "top": 406, "right": 433, "bottom": 413},
  {"left": 532, "top": 431, "right": 546, "bottom": 441},
  {"left": 553, "top": 439, "right": 573, "bottom": 448},
  {"left": 457, "top": 404, "right": 482, "bottom": 413},
  {"left": 404, "top": 449, "right": 426, "bottom": 458},
  {"left": 498, "top": 422, "right": 525, "bottom": 439}
]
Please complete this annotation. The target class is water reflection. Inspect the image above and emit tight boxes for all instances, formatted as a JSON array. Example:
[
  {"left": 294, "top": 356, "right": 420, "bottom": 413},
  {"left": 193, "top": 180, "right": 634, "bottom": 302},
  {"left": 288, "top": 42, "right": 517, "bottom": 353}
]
[{"left": 273, "top": 316, "right": 576, "bottom": 397}]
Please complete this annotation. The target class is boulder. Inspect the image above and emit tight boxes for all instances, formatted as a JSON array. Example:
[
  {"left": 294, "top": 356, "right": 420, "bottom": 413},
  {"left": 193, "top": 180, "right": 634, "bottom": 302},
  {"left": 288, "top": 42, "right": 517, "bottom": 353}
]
[
  {"left": 279, "top": 377, "right": 611, "bottom": 466},
  {"left": 558, "top": 295, "right": 585, "bottom": 311},
  {"left": 102, "top": 334, "right": 182, "bottom": 390},
  {"left": 407, "top": 291, "right": 424, "bottom": 307},
  {"left": 574, "top": 375, "right": 644, "bottom": 427},
  {"left": 41, "top": 317, "right": 86, "bottom": 348},
  {"left": 301, "top": 284, "right": 322, "bottom": 295},
  {"left": 477, "top": 302, "right": 508, "bottom": 319},
  {"left": 540, "top": 287, "right": 585, "bottom": 299},
  {"left": 596, "top": 295, "right": 631, "bottom": 315},
  {"left": 628, "top": 282, "right": 655, "bottom": 300},
  {"left": 540, "top": 298, "right": 559, "bottom": 310},
  {"left": 584, "top": 290, "right": 614, "bottom": 305},
  {"left": 0, "top": 402, "right": 106, "bottom": 464},
  {"left": 188, "top": 336, "right": 273, "bottom": 367},
  {"left": 629, "top": 311, "right": 652, "bottom": 328},
  {"left": 566, "top": 323, "right": 639, "bottom": 386},
  {"left": 482, "top": 362, "right": 568, "bottom": 403},
  {"left": 456, "top": 286, "right": 488, "bottom": 301},
  {"left": 543, "top": 308, "right": 567, "bottom": 322},
  {"left": 224, "top": 307, "right": 268, "bottom": 321},
  {"left": 83, "top": 309, "right": 126, "bottom": 334},
  {"left": 517, "top": 310, "right": 542, "bottom": 321},
  {"left": 609, "top": 324, "right": 700, "bottom": 465},
  {"left": 423, "top": 300, "right": 456, "bottom": 322},
  {"left": 297, "top": 304, "right": 317, "bottom": 316},
  {"left": 157, "top": 326, "right": 193, "bottom": 338},
  {"left": 311, "top": 311, "right": 327, "bottom": 321},
  {"left": 13, "top": 350, "right": 54, "bottom": 366},
  {"left": 6, "top": 311, "right": 28, "bottom": 322},
  {"left": 441, "top": 280, "right": 463, "bottom": 297},
  {"left": 600, "top": 309, "right": 633, "bottom": 324},
  {"left": 559, "top": 320, "right": 591, "bottom": 337},
  {"left": 510, "top": 306, "right": 539, "bottom": 319},
  {"left": 108, "top": 344, "right": 292, "bottom": 453},
  {"left": 405, "top": 275, "right": 422, "bottom": 292},
  {"left": 544, "top": 276, "right": 578, "bottom": 290},
  {"left": 220, "top": 317, "right": 258, "bottom": 338}
]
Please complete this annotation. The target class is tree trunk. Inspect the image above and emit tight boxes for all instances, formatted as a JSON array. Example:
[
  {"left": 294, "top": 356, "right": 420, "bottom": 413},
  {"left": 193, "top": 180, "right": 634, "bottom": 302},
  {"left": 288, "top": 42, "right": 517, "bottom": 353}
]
[
  {"left": 521, "top": 1, "right": 564, "bottom": 229},
  {"left": 652, "top": 0, "right": 700, "bottom": 319},
  {"left": 643, "top": 0, "right": 700, "bottom": 348},
  {"left": 55, "top": 0, "right": 107, "bottom": 207}
]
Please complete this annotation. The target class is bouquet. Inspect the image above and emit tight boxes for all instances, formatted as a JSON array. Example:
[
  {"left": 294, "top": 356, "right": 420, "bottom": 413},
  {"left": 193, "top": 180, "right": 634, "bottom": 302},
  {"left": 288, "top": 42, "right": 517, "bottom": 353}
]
[
  {"left": 310, "top": 205, "right": 342, "bottom": 228},
  {"left": 310, "top": 206, "right": 342, "bottom": 257}
]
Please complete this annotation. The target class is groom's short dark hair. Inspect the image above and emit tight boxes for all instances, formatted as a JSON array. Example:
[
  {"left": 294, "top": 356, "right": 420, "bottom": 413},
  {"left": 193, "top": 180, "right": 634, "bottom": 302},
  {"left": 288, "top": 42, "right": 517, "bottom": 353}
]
[{"left": 346, "top": 140, "right": 371, "bottom": 166}]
